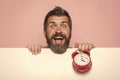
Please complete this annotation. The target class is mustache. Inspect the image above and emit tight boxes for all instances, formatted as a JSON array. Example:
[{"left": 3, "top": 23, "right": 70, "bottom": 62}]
[{"left": 51, "top": 32, "right": 66, "bottom": 39}]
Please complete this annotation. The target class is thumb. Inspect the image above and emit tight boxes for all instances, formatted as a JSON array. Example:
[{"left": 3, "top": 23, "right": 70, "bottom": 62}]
[{"left": 74, "top": 42, "right": 78, "bottom": 48}]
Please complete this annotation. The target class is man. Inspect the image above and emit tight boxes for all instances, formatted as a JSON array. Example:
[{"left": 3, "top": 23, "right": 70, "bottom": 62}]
[{"left": 27, "top": 6, "right": 95, "bottom": 54}]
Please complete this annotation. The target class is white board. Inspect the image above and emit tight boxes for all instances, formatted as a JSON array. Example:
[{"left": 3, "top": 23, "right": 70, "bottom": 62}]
[{"left": 0, "top": 48, "right": 120, "bottom": 80}]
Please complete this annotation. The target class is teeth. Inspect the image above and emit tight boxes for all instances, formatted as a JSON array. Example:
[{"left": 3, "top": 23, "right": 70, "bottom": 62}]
[{"left": 54, "top": 37, "right": 63, "bottom": 40}]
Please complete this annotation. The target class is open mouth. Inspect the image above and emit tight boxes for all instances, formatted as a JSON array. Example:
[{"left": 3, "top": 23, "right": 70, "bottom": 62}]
[
  {"left": 54, "top": 37, "right": 64, "bottom": 40},
  {"left": 53, "top": 37, "right": 64, "bottom": 45}
]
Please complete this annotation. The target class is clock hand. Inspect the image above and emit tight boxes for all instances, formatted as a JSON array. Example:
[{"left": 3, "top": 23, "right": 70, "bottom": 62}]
[
  {"left": 81, "top": 59, "right": 85, "bottom": 62},
  {"left": 81, "top": 55, "right": 83, "bottom": 60},
  {"left": 81, "top": 55, "right": 85, "bottom": 62}
]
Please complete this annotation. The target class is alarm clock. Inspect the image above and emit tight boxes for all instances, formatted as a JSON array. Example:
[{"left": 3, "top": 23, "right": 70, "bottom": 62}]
[{"left": 72, "top": 50, "right": 92, "bottom": 73}]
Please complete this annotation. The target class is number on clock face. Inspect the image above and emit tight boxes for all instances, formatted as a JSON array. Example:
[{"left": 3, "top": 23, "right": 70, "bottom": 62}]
[{"left": 74, "top": 53, "right": 90, "bottom": 66}]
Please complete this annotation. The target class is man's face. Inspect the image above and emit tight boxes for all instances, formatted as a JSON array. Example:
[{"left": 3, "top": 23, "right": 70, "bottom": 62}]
[{"left": 45, "top": 16, "right": 71, "bottom": 54}]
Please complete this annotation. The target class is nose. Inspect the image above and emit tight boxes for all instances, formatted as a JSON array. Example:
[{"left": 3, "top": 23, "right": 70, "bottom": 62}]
[{"left": 55, "top": 26, "right": 62, "bottom": 33}]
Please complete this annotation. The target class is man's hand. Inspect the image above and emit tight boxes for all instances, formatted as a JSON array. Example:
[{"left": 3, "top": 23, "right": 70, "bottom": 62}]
[
  {"left": 26, "top": 44, "right": 42, "bottom": 55},
  {"left": 74, "top": 43, "right": 95, "bottom": 51}
]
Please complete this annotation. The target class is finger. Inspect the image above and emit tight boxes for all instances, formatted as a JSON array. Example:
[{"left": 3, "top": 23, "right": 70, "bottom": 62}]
[
  {"left": 74, "top": 42, "right": 78, "bottom": 48},
  {"left": 78, "top": 43, "right": 90, "bottom": 51},
  {"left": 79, "top": 43, "right": 86, "bottom": 51},
  {"left": 31, "top": 45, "right": 35, "bottom": 54},
  {"left": 27, "top": 44, "right": 32, "bottom": 52},
  {"left": 36, "top": 45, "right": 41, "bottom": 53},
  {"left": 34, "top": 45, "right": 42, "bottom": 54},
  {"left": 78, "top": 43, "right": 83, "bottom": 51},
  {"left": 38, "top": 45, "right": 42, "bottom": 53},
  {"left": 34, "top": 45, "right": 37, "bottom": 53},
  {"left": 88, "top": 44, "right": 95, "bottom": 50},
  {"left": 84, "top": 44, "right": 89, "bottom": 51}
]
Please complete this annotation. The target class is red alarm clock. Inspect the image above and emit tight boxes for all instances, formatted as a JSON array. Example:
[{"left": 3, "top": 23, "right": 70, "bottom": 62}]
[{"left": 72, "top": 50, "right": 92, "bottom": 73}]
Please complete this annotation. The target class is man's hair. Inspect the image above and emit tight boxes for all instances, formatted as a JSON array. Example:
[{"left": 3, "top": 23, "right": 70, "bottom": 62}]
[{"left": 44, "top": 6, "right": 72, "bottom": 31}]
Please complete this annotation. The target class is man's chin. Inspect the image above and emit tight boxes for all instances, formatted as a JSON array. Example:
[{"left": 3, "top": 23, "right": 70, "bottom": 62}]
[{"left": 49, "top": 45, "right": 67, "bottom": 54}]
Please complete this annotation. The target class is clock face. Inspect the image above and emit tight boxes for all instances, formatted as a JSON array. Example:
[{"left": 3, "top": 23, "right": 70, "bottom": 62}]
[{"left": 74, "top": 53, "right": 90, "bottom": 66}]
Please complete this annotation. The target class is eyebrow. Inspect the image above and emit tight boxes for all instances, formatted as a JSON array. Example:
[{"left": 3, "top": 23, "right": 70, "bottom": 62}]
[
  {"left": 48, "top": 21, "right": 68, "bottom": 24},
  {"left": 48, "top": 22, "right": 56, "bottom": 24},
  {"left": 61, "top": 21, "right": 68, "bottom": 24}
]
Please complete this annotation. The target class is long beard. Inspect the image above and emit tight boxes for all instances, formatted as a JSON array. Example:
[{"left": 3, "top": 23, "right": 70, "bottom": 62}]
[{"left": 46, "top": 32, "right": 71, "bottom": 54}]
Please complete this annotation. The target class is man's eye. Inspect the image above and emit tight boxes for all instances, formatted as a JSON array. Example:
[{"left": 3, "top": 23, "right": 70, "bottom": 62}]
[
  {"left": 49, "top": 25, "right": 55, "bottom": 28},
  {"left": 61, "top": 24, "right": 67, "bottom": 28}
]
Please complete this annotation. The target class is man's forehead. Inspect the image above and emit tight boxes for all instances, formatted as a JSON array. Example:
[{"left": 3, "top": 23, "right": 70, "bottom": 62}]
[{"left": 47, "top": 16, "right": 69, "bottom": 23}]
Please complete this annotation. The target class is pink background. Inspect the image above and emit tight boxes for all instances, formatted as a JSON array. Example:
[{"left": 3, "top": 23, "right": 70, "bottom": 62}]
[{"left": 0, "top": 0, "right": 120, "bottom": 47}]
